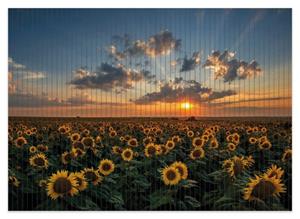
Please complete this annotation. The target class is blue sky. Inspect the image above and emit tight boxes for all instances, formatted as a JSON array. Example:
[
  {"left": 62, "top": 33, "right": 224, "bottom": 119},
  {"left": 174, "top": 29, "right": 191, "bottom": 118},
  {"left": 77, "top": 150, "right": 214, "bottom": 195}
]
[{"left": 8, "top": 9, "right": 292, "bottom": 117}]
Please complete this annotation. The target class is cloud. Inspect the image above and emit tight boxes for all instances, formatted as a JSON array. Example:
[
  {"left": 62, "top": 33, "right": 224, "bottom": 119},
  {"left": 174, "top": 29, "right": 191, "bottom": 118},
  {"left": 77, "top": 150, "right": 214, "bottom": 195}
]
[
  {"left": 180, "top": 52, "right": 201, "bottom": 72},
  {"left": 108, "top": 30, "right": 181, "bottom": 58},
  {"left": 65, "top": 93, "right": 96, "bottom": 106},
  {"left": 209, "top": 96, "right": 291, "bottom": 106},
  {"left": 8, "top": 57, "right": 26, "bottom": 70},
  {"left": 69, "top": 63, "right": 154, "bottom": 92},
  {"left": 8, "top": 72, "right": 16, "bottom": 94},
  {"left": 203, "top": 50, "right": 262, "bottom": 82},
  {"left": 132, "top": 77, "right": 236, "bottom": 105},
  {"left": 9, "top": 91, "right": 125, "bottom": 108},
  {"left": 22, "top": 71, "right": 47, "bottom": 80},
  {"left": 9, "top": 57, "right": 47, "bottom": 80},
  {"left": 9, "top": 92, "right": 63, "bottom": 108},
  {"left": 145, "top": 30, "right": 181, "bottom": 57},
  {"left": 106, "top": 45, "right": 126, "bottom": 61}
]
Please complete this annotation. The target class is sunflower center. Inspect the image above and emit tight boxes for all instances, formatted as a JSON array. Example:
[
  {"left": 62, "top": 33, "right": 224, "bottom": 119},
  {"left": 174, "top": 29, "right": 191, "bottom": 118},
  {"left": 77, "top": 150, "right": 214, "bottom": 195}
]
[
  {"left": 84, "top": 171, "right": 97, "bottom": 182},
  {"left": 83, "top": 138, "right": 93, "bottom": 147},
  {"left": 34, "top": 157, "right": 45, "bottom": 166},
  {"left": 53, "top": 178, "right": 72, "bottom": 194},
  {"left": 233, "top": 160, "right": 244, "bottom": 175},
  {"left": 192, "top": 149, "right": 201, "bottom": 158},
  {"left": 124, "top": 151, "right": 132, "bottom": 158},
  {"left": 102, "top": 163, "right": 111, "bottom": 171},
  {"left": 64, "top": 153, "right": 72, "bottom": 161},
  {"left": 17, "top": 139, "right": 25, "bottom": 145},
  {"left": 166, "top": 170, "right": 176, "bottom": 181},
  {"left": 195, "top": 139, "right": 202, "bottom": 146},
  {"left": 252, "top": 180, "right": 276, "bottom": 199},
  {"left": 148, "top": 146, "right": 156, "bottom": 155}
]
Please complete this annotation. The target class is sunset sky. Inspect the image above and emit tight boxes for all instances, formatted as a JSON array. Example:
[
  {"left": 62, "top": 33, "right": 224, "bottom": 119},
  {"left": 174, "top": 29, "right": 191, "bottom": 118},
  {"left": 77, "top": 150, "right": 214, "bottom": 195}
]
[{"left": 8, "top": 9, "right": 291, "bottom": 117}]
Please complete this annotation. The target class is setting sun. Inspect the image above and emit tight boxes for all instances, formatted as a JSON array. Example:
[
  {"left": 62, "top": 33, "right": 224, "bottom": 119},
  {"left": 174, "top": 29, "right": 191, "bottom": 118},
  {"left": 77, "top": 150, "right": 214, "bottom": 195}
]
[{"left": 181, "top": 102, "right": 192, "bottom": 110}]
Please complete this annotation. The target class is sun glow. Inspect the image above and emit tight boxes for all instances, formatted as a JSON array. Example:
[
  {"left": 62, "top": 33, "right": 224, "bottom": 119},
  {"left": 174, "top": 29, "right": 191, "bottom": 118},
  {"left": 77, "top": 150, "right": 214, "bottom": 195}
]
[{"left": 181, "top": 102, "right": 192, "bottom": 110}]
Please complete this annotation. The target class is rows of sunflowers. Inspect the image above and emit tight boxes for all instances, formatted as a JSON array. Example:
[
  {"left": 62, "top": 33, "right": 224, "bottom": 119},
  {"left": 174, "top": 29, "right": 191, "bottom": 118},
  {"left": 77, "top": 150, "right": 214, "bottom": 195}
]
[{"left": 8, "top": 118, "right": 292, "bottom": 210}]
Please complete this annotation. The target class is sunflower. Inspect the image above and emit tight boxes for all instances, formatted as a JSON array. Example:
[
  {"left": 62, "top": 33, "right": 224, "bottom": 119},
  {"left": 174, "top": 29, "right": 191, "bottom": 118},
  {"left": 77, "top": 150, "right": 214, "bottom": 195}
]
[
  {"left": 258, "top": 136, "right": 268, "bottom": 144},
  {"left": 143, "top": 136, "right": 154, "bottom": 145},
  {"left": 171, "top": 161, "right": 188, "bottom": 180},
  {"left": 282, "top": 148, "right": 292, "bottom": 162},
  {"left": 58, "top": 125, "right": 68, "bottom": 134},
  {"left": 249, "top": 137, "right": 257, "bottom": 144},
  {"left": 24, "top": 129, "right": 32, "bottom": 136},
  {"left": 81, "top": 129, "right": 90, "bottom": 137},
  {"left": 187, "top": 130, "right": 194, "bottom": 138},
  {"left": 244, "top": 175, "right": 286, "bottom": 201},
  {"left": 202, "top": 134, "right": 209, "bottom": 142},
  {"left": 263, "top": 164, "right": 284, "bottom": 180},
  {"left": 112, "top": 146, "right": 123, "bottom": 155},
  {"left": 71, "top": 133, "right": 81, "bottom": 142},
  {"left": 99, "top": 159, "right": 115, "bottom": 176},
  {"left": 82, "top": 168, "right": 102, "bottom": 186},
  {"left": 47, "top": 170, "right": 79, "bottom": 200},
  {"left": 144, "top": 143, "right": 157, "bottom": 158},
  {"left": 222, "top": 159, "right": 233, "bottom": 169},
  {"left": 165, "top": 140, "right": 175, "bottom": 150},
  {"left": 190, "top": 147, "right": 205, "bottom": 160},
  {"left": 128, "top": 138, "right": 138, "bottom": 147},
  {"left": 172, "top": 135, "right": 181, "bottom": 143},
  {"left": 232, "top": 133, "right": 240, "bottom": 144},
  {"left": 95, "top": 136, "right": 102, "bottom": 144},
  {"left": 226, "top": 134, "right": 234, "bottom": 143},
  {"left": 124, "top": 135, "right": 130, "bottom": 142},
  {"left": 121, "top": 148, "right": 134, "bottom": 161},
  {"left": 81, "top": 136, "right": 95, "bottom": 148},
  {"left": 72, "top": 141, "right": 85, "bottom": 151},
  {"left": 29, "top": 153, "right": 49, "bottom": 169},
  {"left": 61, "top": 151, "right": 72, "bottom": 165},
  {"left": 72, "top": 148, "right": 86, "bottom": 158},
  {"left": 70, "top": 172, "right": 88, "bottom": 191},
  {"left": 9, "top": 176, "right": 20, "bottom": 187},
  {"left": 29, "top": 146, "right": 37, "bottom": 153},
  {"left": 109, "top": 130, "right": 117, "bottom": 138},
  {"left": 37, "top": 144, "right": 48, "bottom": 152},
  {"left": 161, "top": 144, "right": 169, "bottom": 155},
  {"left": 225, "top": 156, "right": 252, "bottom": 177},
  {"left": 38, "top": 179, "right": 48, "bottom": 188},
  {"left": 209, "top": 138, "right": 219, "bottom": 149},
  {"left": 192, "top": 137, "right": 204, "bottom": 148},
  {"left": 161, "top": 166, "right": 181, "bottom": 185},
  {"left": 258, "top": 140, "right": 272, "bottom": 150},
  {"left": 261, "top": 127, "right": 267, "bottom": 133},
  {"left": 15, "top": 136, "right": 27, "bottom": 148},
  {"left": 227, "top": 143, "right": 236, "bottom": 151}
]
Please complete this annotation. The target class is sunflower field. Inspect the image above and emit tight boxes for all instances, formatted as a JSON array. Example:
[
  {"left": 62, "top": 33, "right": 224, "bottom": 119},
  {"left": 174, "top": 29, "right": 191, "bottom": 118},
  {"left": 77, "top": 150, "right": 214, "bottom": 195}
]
[{"left": 8, "top": 117, "right": 292, "bottom": 211}]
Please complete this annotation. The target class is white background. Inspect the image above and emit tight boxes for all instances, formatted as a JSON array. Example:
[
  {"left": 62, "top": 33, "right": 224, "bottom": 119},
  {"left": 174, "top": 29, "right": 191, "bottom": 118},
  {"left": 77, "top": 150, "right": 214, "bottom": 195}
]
[{"left": 0, "top": 0, "right": 298, "bottom": 218}]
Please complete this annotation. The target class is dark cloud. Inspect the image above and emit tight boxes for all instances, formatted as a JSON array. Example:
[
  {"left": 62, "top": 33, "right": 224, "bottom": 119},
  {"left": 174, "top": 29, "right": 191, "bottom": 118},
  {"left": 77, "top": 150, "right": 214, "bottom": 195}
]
[
  {"left": 9, "top": 92, "right": 63, "bottom": 108},
  {"left": 9, "top": 91, "right": 126, "bottom": 108},
  {"left": 145, "top": 30, "right": 181, "bottom": 57},
  {"left": 133, "top": 77, "right": 236, "bottom": 105},
  {"left": 108, "top": 30, "right": 181, "bottom": 58},
  {"left": 180, "top": 52, "right": 201, "bottom": 72},
  {"left": 69, "top": 63, "right": 154, "bottom": 92},
  {"left": 203, "top": 50, "right": 262, "bottom": 82}
]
